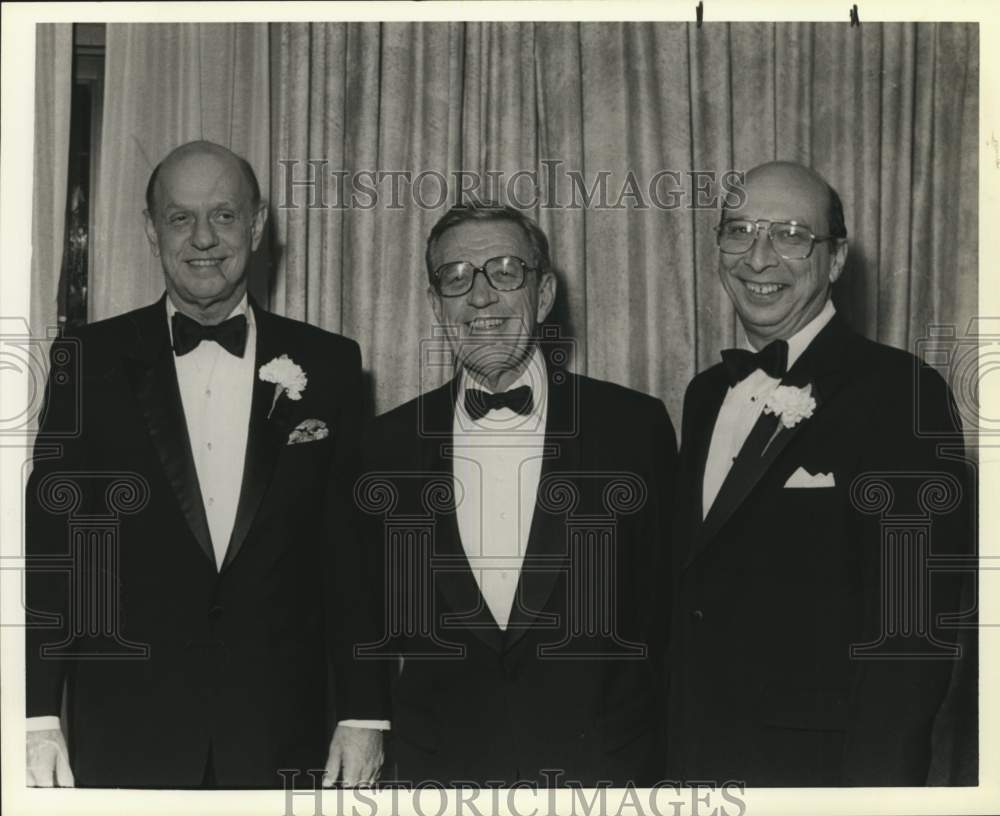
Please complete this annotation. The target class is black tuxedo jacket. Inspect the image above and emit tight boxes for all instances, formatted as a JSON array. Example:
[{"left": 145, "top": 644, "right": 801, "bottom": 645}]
[
  {"left": 359, "top": 366, "right": 676, "bottom": 786},
  {"left": 666, "top": 315, "right": 975, "bottom": 786},
  {"left": 25, "top": 296, "right": 386, "bottom": 788}
]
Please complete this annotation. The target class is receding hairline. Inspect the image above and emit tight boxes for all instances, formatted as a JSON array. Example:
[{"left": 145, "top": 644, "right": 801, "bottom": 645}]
[
  {"left": 724, "top": 160, "right": 847, "bottom": 239},
  {"left": 145, "top": 141, "right": 262, "bottom": 216}
]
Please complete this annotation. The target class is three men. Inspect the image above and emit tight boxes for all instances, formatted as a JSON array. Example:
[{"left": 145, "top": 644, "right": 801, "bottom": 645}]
[
  {"left": 359, "top": 204, "right": 676, "bottom": 785},
  {"left": 666, "top": 161, "right": 973, "bottom": 785},
  {"left": 26, "top": 141, "right": 387, "bottom": 788},
  {"left": 24, "top": 147, "right": 973, "bottom": 789}
]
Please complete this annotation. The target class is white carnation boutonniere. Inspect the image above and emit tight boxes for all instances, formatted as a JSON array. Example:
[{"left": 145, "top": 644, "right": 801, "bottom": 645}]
[
  {"left": 259, "top": 354, "right": 307, "bottom": 419},
  {"left": 762, "top": 384, "right": 816, "bottom": 429}
]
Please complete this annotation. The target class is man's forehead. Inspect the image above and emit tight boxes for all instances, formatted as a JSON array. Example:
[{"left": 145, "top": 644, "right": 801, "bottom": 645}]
[
  {"left": 730, "top": 178, "right": 827, "bottom": 228},
  {"left": 155, "top": 152, "right": 249, "bottom": 204},
  {"left": 435, "top": 220, "right": 532, "bottom": 255}
]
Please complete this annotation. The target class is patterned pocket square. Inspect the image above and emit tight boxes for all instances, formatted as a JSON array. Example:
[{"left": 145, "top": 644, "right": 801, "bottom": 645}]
[
  {"left": 784, "top": 466, "right": 835, "bottom": 488},
  {"left": 287, "top": 418, "right": 330, "bottom": 445}
]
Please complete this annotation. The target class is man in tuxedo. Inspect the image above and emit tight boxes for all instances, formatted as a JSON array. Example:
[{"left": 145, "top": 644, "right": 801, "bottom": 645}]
[
  {"left": 25, "top": 140, "right": 388, "bottom": 787},
  {"left": 358, "top": 203, "right": 676, "bottom": 786},
  {"left": 666, "top": 161, "right": 974, "bottom": 785}
]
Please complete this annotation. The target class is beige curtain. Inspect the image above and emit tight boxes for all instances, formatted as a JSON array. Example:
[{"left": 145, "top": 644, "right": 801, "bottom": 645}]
[
  {"left": 30, "top": 24, "right": 73, "bottom": 341},
  {"left": 92, "top": 22, "right": 977, "bottom": 423},
  {"left": 270, "top": 22, "right": 978, "bottom": 422},
  {"left": 91, "top": 23, "right": 270, "bottom": 321}
]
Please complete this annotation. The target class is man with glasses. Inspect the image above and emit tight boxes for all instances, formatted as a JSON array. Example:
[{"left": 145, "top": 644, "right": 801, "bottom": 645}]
[
  {"left": 358, "top": 202, "right": 676, "bottom": 786},
  {"left": 665, "top": 161, "right": 973, "bottom": 785}
]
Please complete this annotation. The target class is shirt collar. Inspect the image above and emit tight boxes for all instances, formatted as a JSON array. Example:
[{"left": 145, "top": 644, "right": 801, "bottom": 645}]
[
  {"left": 741, "top": 299, "right": 835, "bottom": 369},
  {"left": 456, "top": 344, "right": 548, "bottom": 427},
  {"left": 165, "top": 292, "right": 253, "bottom": 344}
]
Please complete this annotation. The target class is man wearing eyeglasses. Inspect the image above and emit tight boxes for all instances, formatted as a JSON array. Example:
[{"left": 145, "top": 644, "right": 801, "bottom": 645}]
[
  {"left": 664, "top": 161, "right": 973, "bottom": 785},
  {"left": 358, "top": 202, "right": 676, "bottom": 786}
]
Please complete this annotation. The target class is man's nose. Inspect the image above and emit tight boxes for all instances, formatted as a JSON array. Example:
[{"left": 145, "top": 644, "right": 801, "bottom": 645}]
[
  {"left": 190, "top": 215, "right": 219, "bottom": 250},
  {"left": 467, "top": 270, "right": 499, "bottom": 308},
  {"left": 745, "top": 226, "right": 779, "bottom": 273}
]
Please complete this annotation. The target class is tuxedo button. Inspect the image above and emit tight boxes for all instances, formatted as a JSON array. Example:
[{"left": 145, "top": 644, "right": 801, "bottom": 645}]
[
  {"left": 208, "top": 605, "right": 224, "bottom": 620},
  {"left": 690, "top": 609, "right": 704, "bottom": 621}
]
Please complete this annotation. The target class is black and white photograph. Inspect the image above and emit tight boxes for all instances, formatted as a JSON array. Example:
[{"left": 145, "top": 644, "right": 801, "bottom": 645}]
[{"left": 1, "top": 2, "right": 996, "bottom": 815}]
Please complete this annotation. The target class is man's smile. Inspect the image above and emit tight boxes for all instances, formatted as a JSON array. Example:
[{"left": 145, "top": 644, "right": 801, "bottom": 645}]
[
  {"left": 741, "top": 280, "right": 788, "bottom": 298},
  {"left": 467, "top": 316, "right": 510, "bottom": 331}
]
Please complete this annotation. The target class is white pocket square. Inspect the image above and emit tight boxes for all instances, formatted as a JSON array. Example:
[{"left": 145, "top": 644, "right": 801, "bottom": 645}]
[
  {"left": 287, "top": 418, "right": 329, "bottom": 445},
  {"left": 784, "top": 467, "right": 835, "bottom": 488}
]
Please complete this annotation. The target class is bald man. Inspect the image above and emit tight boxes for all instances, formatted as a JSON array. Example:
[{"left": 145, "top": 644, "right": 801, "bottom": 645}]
[
  {"left": 665, "top": 162, "right": 974, "bottom": 785},
  {"left": 25, "top": 141, "right": 388, "bottom": 787}
]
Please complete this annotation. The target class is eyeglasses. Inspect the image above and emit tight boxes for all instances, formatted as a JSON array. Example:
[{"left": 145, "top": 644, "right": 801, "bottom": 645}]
[
  {"left": 433, "top": 256, "right": 538, "bottom": 298},
  {"left": 716, "top": 218, "right": 840, "bottom": 260}
]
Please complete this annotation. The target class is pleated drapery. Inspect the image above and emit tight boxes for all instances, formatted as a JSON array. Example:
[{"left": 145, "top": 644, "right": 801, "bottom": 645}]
[
  {"left": 90, "top": 23, "right": 270, "bottom": 322},
  {"left": 84, "top": 22, "right": 978, "bottom": 421},
  {"left": 30, "top": 24, "right": 73, "bottom": 342}
]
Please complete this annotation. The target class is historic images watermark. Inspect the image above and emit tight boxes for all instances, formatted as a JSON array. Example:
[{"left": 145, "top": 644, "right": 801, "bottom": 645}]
[
  {"left": 839, "top": 320, "right": 991, "bottom": 661},
  {"left": 353, "top": 325, "right": 653, "bottom": 661},
  {"left": 278, "top": 161, "right": 747, "bottom": 212},
  {"left": 278, "top": 773, "right": 747, "bottom": 816},
  {"left": 2, "top": 320, "right": 150, "bottom": 657}
]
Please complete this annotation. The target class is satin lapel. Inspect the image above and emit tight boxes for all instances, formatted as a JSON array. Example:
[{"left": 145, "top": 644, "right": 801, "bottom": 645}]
[
  {"left": 221, "top": 304, "right": 288, "bottom": 571},
  {"left": 687, "top": 315, "right": 854, "bottom": 566},
  {"left": 422, "top": 379, "right": 505, "bottom": 652},
  {"left": 504, "top": 368, "right": 581, "bottom": 653},
  {"left": 122, "top": 298, "right": 214, "bottom": 565},
  {"left": 691, "top": 371, "right": 729, "bottom": 526},
  {"left": 678, "top": 370, "right": 729, "bottom": 566},
  {"left": 694, "top": 411, "right": 790, "bottom": 559}
]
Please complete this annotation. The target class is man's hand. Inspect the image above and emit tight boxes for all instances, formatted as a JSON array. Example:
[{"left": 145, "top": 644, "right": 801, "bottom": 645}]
[
  {"left": 26, "top": 728, "right": 74, "bottom": 787},
  {"left": 323, "top": 725, "right": 383, "bottom": 787}
]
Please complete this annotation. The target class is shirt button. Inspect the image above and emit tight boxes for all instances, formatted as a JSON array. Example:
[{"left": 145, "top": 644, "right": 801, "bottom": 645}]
[
  {"left": 208, "top": 497, "right": 215, "bottom": 506},
  {"left": 205, "top": 389, "right": 212, "bottom": 397},
  {"left": 499, "top": 511, "right": 507, "bottom": 520},
  {"left": 206, "top": 442, "right": 213, "bottom": 451}
]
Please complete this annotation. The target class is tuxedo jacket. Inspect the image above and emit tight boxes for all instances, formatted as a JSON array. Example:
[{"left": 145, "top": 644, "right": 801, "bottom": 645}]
[
  {"left": 665, "top": 315, "right": 975, "bottom": 786},
  {"left": 359, "top": 365, "right": 677, "bottom": 786},
  {"left": 25, "top": 296, "right": 386, "bottom": 788}
]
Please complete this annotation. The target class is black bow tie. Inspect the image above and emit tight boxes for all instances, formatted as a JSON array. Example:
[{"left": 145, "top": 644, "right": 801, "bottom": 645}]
[
  {"left": 171, "top": 311, "right": 248, "bottom": 357},
  {"left": 720, "top": 339, "right": 789, "bottom": 386},
  {"left": 464, "top": 385, "right": 534, "bottom": 421}
]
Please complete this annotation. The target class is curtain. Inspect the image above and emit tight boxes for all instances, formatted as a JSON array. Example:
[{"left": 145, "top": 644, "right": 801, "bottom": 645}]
[
  {"left": 94, "top": 22, "right": 978, "bottom": 424},
  {"left": 91, "top": 23, "right": 270, "bottom": 322},
  {"left": 269, "top": 21, "right": 978, "bottom": 422},
  {"left": 30, "top": 24, "right": 73, "bottom": 341}
]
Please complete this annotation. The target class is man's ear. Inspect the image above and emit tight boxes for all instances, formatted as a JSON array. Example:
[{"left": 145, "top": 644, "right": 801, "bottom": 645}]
[
  {"left": 536, "top": 270, "right": 557, "bottom": 324},
  {"left": 250, "top": 203, "right": 268, "bottom": 251},
  {"left": 143, "top": 210, "right": 160, "bottom": 257},
  {"left": 426, "top": 285, "right": 444, "bottom": 325},
  {"left": 828, "top": 239, "right": 848, "bottom": 284}
]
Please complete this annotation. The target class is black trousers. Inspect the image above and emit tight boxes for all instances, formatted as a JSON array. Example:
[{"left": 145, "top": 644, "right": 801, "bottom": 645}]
[{"left": 200, "top": 745, "right": 216, "bottom": 788}]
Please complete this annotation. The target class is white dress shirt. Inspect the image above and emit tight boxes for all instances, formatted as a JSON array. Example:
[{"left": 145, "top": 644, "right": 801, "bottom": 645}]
[
  {"left": 702, "top": 300, "right": 836, "bottom": 518},
  {"left": 29, "top": 295, "right": 387, "bottom": 732},
  {"left": 452, "top": 346, "right": 548, "bottom": 630},
  {"left": 168, "top": 296, "right": 255, "bottom": 569}
]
